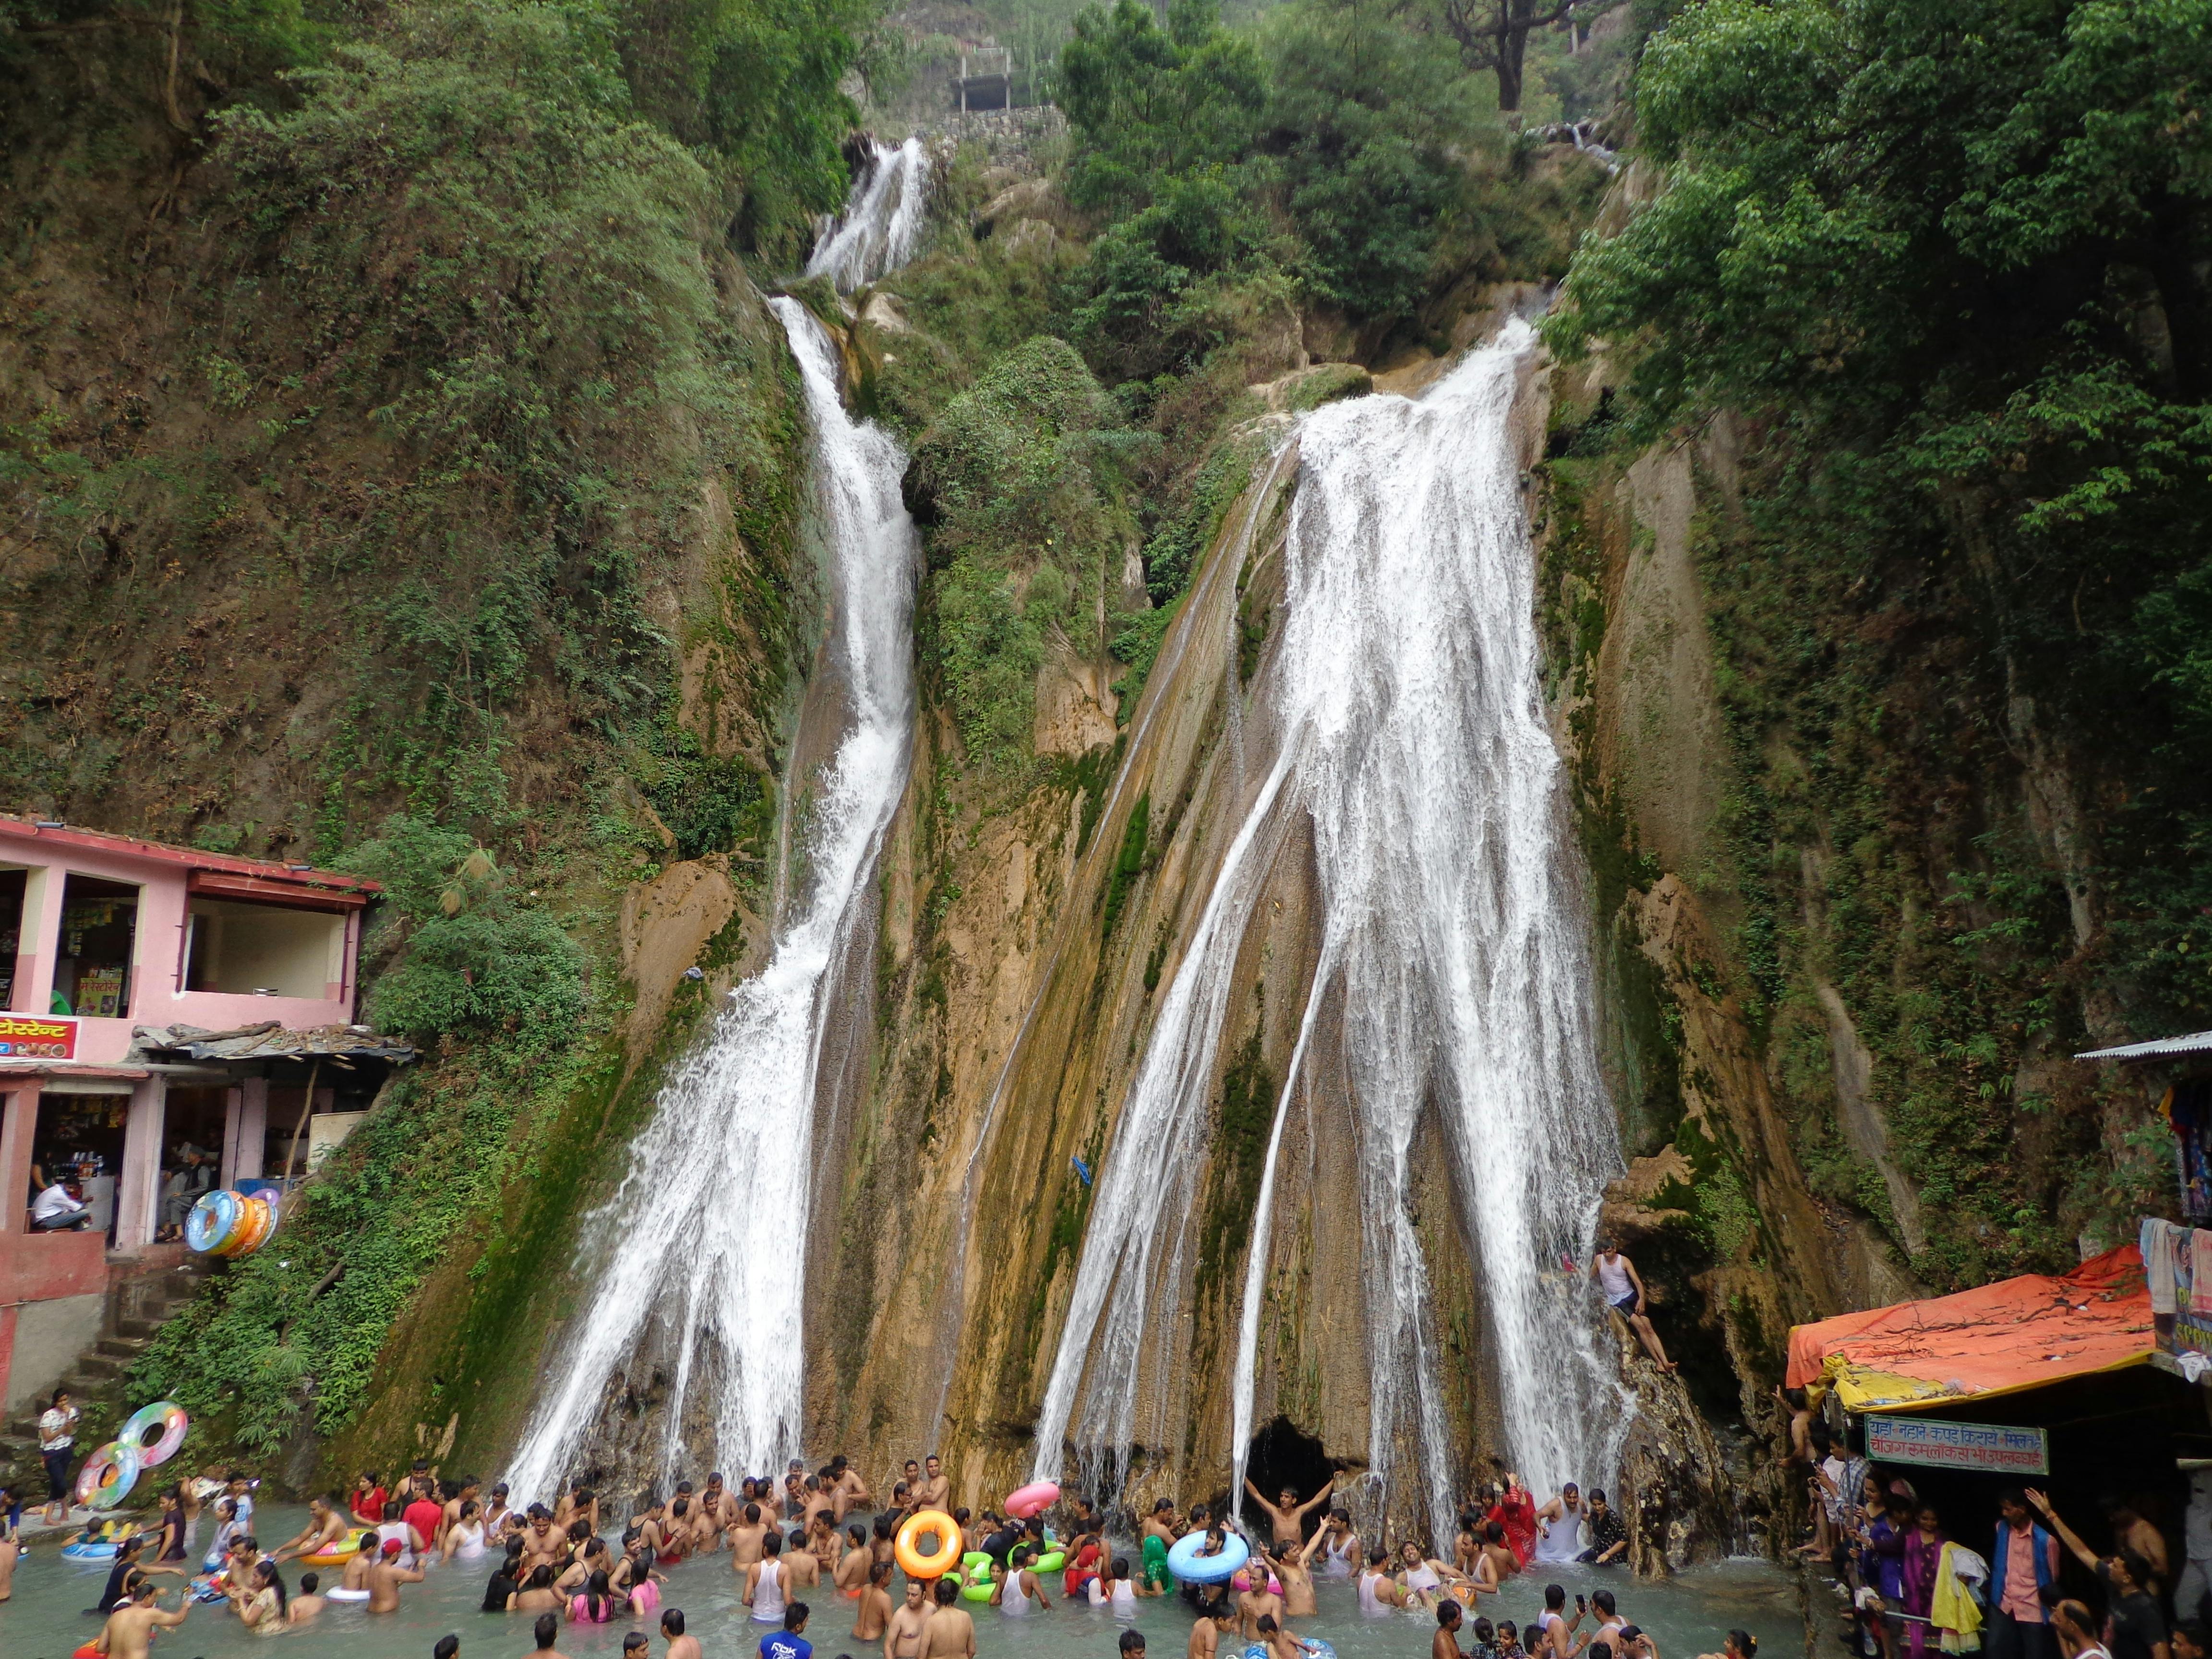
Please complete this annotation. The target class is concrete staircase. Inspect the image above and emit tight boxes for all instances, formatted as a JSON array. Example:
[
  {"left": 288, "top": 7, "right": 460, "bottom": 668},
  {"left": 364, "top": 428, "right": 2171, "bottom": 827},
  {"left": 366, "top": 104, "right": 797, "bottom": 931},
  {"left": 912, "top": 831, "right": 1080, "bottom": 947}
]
[{"left": 0, "top": 1254, "right": 214, "bottom": 1503}]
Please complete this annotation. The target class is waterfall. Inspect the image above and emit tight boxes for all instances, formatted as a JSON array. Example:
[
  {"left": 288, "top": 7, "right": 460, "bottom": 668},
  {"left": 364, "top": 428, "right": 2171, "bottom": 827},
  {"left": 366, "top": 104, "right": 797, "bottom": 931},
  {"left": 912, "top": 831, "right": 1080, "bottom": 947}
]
[
  {"left": 806, "top": 138, "right": 930, "bottom": 292},
  {"left": 504, "top": 299, "right": 917, "bottom": 1503},
  {"left": 1032, "top": 321, "right": 1629, "bottom": 1541}
]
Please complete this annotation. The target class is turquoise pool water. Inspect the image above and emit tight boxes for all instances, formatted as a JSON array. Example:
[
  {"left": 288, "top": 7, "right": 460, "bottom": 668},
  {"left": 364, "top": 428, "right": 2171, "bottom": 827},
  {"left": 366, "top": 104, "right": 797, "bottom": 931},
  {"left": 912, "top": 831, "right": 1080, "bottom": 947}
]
[{"left": 1, "top": 1507, "right": 1804, "bottom": 1659}]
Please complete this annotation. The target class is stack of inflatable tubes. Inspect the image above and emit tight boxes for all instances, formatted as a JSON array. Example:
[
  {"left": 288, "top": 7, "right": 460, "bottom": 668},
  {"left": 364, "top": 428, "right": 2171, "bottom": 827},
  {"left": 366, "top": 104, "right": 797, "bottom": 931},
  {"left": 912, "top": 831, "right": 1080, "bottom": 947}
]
[
  {"left": 1166, "top": 1529, "right": 1251, "bottom": 1585},
  {"left": 186, "top": 1189, "right": 276, "bottom": 1257},
  {"left": 74, "top": 1399, "right": 191, "bottom": 1512}
]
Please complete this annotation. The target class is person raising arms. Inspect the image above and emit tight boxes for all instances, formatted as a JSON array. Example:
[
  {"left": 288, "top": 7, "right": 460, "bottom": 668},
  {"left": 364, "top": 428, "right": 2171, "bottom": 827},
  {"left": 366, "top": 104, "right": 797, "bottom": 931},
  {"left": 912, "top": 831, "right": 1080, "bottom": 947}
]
[
  {"left": 1275, "top": 1530, "right": 1328, "bottom": 1617},
  {"left": 1244, "top": 1479, "right": 1339, "bottom": 1550}
]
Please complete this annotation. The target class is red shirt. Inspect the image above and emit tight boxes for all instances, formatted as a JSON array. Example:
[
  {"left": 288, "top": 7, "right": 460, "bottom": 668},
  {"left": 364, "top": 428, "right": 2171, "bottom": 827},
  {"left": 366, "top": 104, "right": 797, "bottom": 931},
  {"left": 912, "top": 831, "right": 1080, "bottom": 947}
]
[
  {"left": 351, "top": 1487, "right": 387, "bottom": 1524},
  {"left": 1488, "top": 1493, "right": 1538, "bottom": 1566},
  {"left": 404, "top": 1498, "right": 443, "bottom": 1546}
]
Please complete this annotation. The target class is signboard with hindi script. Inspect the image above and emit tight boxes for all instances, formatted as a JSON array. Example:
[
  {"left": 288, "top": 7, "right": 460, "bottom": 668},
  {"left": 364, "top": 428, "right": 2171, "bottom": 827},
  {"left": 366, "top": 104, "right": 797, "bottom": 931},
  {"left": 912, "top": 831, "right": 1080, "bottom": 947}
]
[
  {"left": 1865, "top": 1414, "right": 2048, "bottom": 1475},
  {"left": 0, "top": 1013, "right": 77, "bottom": 1060}
]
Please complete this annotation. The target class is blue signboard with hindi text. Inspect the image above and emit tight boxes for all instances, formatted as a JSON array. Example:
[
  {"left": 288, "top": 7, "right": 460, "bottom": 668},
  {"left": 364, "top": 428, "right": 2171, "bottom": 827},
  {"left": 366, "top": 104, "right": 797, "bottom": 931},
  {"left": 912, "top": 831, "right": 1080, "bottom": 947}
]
[{"left": 1865, "top": 1414, "right": 2048, "bottom": 1475}]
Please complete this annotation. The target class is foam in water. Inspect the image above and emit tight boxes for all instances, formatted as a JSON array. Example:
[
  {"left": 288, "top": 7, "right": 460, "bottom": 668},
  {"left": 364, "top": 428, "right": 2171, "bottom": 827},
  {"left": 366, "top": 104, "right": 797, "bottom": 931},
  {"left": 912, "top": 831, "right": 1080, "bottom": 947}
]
[
  {"left": 505, "top": 299, "right": 917, "bottom": 1503},
  {"left": 1031, "top": 322, "right": 1630, "bottom": 1540},
  {"left": 806, "top": 138, "right": 930, "bottom": 292}
]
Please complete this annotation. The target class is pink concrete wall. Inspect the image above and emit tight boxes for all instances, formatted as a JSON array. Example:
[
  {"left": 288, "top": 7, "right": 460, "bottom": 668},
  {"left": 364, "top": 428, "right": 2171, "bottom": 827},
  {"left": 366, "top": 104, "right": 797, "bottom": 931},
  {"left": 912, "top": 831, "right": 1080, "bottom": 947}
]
[{"left": 3, "top": 842, "right": 358, "bottom": 1061}]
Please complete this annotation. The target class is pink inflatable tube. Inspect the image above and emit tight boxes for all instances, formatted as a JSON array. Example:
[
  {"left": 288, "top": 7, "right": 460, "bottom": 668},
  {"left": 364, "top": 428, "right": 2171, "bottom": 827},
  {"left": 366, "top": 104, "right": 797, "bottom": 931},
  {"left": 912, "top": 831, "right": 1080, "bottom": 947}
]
[{"left": 1004, "top": 1480, "right": 1060, "bottom": 1519}]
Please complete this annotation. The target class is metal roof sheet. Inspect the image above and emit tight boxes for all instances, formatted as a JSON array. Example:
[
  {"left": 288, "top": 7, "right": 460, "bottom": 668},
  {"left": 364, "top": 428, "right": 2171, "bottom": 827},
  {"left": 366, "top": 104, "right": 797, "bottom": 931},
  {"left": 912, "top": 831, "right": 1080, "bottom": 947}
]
[
  {"left": 2075, "top": 1031, "right": 2212, "bottom": 1062},
  {"left": 129, "top": 1022, "right": 416, "bottom": 1065}
]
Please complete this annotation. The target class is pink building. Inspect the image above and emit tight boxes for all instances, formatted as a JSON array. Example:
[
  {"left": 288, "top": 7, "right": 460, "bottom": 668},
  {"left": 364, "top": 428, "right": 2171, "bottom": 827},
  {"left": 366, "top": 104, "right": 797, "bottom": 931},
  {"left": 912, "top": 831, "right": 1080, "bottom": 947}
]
[{"left": 0, "top": 816, "right": 408, "bottom": 1413}]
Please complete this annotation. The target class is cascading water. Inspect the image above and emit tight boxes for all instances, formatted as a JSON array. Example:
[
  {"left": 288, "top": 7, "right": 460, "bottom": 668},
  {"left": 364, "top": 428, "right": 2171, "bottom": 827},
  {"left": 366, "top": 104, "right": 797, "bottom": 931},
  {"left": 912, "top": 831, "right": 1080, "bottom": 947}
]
[
  {"left": 806, "top": 138, "right": 930, "bottom": 292},
  {"left": 504, "top": 299, "right": 917, "bottom": 1503},
  {"left": 1032, "top": 321, "right": 1630, "bottom": 1542}
]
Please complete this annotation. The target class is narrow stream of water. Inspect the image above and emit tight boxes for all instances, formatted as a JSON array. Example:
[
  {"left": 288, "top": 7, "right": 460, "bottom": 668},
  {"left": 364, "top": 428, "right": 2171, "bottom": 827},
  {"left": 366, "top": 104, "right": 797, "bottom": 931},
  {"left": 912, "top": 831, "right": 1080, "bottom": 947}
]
[{"left": 503, "top": 295, "right": 919, "bottom": 1501}]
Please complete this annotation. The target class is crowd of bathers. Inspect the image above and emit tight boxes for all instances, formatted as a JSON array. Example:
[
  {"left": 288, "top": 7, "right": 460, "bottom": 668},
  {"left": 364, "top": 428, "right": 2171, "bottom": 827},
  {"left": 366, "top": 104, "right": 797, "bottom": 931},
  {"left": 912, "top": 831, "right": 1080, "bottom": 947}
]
[{"left": 18, "top": 1450, "right": 1754, "bottom": 1659}]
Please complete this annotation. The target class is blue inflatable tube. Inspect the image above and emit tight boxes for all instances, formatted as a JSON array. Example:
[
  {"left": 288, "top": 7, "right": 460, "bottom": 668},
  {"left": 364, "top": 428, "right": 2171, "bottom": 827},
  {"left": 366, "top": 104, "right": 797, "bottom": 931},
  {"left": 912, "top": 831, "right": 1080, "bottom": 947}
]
[{"left": 1167, "top": 1530, "right": 1250, "bottom": 1585}]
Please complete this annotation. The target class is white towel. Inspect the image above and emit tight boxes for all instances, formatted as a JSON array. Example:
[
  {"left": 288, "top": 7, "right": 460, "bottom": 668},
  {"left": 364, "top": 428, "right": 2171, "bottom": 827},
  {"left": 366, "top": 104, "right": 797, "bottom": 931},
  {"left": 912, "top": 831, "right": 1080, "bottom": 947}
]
[{"left": 2147, "top": 1216, "right": 2179, "bottom": 1315}]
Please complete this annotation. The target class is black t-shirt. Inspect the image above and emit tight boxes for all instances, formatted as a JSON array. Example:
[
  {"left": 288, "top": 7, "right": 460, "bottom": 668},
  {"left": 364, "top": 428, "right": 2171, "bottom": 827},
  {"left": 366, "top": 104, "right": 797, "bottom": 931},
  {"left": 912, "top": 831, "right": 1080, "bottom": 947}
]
[
  {"left": 1587, "top": 1509, "right": 1626, "bottom": 1551},
  {"left": 2108, "top": 1590, "right": 2167, "bottom": 1659},
  {"left": 482, "top": 1568, "right": 519, "bottom": 1612}
]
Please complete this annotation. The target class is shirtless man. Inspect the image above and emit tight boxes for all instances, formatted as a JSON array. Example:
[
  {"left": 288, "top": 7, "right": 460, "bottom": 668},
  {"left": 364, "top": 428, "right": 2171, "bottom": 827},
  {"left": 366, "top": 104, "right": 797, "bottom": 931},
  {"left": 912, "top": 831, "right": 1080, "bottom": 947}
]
[
  {"left": 918, "top": 1456, "right": 951, "bottom": 1514},
  {"left": 835, "top": 1528, "right": 874, "bottom": 1599},
  {"left": 1237, "top": 1562, "right": 1286, "bottom": 1638},
  {"left": 700, "top": 1475, "right": 732, "bottom": 1532},
  {"left": 1437, "top": 1601, "right": 1472, "bottom": 1659},
  {"left": 832, "top": 1459, "right": 873, "bottom": 1521},
  {"left": 93, "top": 1579, "right": 190, "bottom": 1659},
  {"left": 662, "top": 1607, "right": 701, "bottom": 1659},
  {"left": 730, "top": 1503, "right": 770, "bottom": 1570},
  {"left": 1475, "top": 1523, "right": 1518, "bottom": 1595},
  {"left": 807, "top": 1512, "right": 842, "bottom": 1573},
  {"left": 445, "top": 1478, "right": 482, "bottom": 1539},
  {"left": 1141, "top": 1502, "right": 1181, "bottom": 1592},
  {"left": 900, "top": 1462, "right": 923, "bottom": 1506},
  {"left": 273, "top": 1493, "right": 351, "bottom": 1562},
  {"left": 1255, "top": 1613, "right": 1322, "bottom": 1659},
  {"left": 1274, "top": 1533, "right": 1326, "bottom": 1617},
  {"left": 1244, "top": 1479, "right": 1338, "bottom": 1551},
  {"left": 1190, "top": 1595, "right": 1239, "bottom": 1659},
  {"left": 800, "top": 1479, "right": 835, "bottom": 1533},
  {"left": 884, "top": 1576, "right": 934, "bottom": 1659},
  {"left": 368, "top": 1539, "right": 426, "bottom": 1612},
  {"left": 523, "top": 1508, "right": 566, "bottom": 1573},
  {"left": 290, "top": 1571, "right": 327, "bottom": 1623},
  {"left": 782, "top": 1531, "right": 822, "bottom": 1590},
  {"left": 923, "top": 1578, "right": 976, "bottom": 1659},
  {"left": 855, "top": 1561, "right": 897, "bottom": 1642}
]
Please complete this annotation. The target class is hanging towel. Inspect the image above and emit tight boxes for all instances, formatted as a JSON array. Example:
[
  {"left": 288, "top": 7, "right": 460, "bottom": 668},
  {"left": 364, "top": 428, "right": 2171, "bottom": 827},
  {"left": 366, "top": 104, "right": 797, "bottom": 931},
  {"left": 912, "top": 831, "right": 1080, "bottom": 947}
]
[
  {"left": 2146, "top": 1216, "right": 2180, "bottom": 1315},
  {"left": 2191, "top": 1230, "right": 2212, "bottom": 1316},
  {"left": 1931, "top": 1541, "right": 1985, "bottom": 1654}
]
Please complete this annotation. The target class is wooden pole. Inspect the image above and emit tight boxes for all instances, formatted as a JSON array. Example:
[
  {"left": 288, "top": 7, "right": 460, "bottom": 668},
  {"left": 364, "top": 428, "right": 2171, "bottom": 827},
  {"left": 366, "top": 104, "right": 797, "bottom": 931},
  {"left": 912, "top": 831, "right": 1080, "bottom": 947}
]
[{"left": 284, "top": 1057, "right": 322, "bottom": 1186}]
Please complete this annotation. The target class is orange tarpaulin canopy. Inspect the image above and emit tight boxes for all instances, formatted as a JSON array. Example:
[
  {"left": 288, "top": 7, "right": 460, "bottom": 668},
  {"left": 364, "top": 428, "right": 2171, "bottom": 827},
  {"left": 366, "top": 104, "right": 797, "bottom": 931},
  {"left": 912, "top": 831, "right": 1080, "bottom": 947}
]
[{"left": 1785, "top": 1243, "right": 2154, "bottom": 1412}]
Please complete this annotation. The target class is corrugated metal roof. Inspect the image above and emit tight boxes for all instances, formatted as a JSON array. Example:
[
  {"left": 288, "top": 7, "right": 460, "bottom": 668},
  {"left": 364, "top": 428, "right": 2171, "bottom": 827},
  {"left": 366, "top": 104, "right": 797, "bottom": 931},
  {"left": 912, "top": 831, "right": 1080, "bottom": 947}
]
[
  {"left": 2075, "top": 1031, "right": 2212, "bottom": 1062},
  {"left": 130, "top": 1022, "right": 416, "bottom": 1065}
]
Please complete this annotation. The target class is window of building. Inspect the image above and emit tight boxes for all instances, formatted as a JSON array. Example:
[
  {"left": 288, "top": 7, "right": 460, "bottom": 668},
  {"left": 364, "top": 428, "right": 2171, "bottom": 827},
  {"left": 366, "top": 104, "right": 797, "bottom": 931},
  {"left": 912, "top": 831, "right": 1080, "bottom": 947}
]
[
  {"left": 0, "top": 868, "right": 24, "bottom": 1010},
  {"left": 55, "top": 874, "right": 139, "bottom": 1019},
  {"left": 184, "top": 898, "right": 343, "bottom": 999}
]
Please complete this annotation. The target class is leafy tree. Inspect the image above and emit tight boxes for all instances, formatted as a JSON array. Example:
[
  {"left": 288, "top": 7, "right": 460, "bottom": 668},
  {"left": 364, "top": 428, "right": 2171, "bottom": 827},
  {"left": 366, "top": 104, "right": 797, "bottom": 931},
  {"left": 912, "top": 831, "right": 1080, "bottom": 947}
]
[
  {"left": 1422, "top": 0, "right": 1621, "bottom": 111},
  {"left": 342, "top": 815, "right": 586, "bottom": 1051},
  {"left": 613, "top": 0, "right": 872, "bottom": 258},
  {"left": 1550, "top": 0, "right": 2212, "bottom": 1029},
  {"left": 1263, "top": 0, "right": 1474, "bottom": 319}
]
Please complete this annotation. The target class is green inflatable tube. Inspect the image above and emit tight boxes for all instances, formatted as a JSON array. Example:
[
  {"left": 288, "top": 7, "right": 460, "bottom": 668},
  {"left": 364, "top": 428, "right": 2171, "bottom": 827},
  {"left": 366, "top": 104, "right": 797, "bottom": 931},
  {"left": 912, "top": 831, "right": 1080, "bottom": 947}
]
[
  {"left": 1033, "top": 1550, "right": 1065, "bottom": 1573},
  {"left": 962, "top": 1579, "right": 995, "bottom": 1602},
  {"left": 962, "top": 1552, "right": 991, "bottom": 1571}
]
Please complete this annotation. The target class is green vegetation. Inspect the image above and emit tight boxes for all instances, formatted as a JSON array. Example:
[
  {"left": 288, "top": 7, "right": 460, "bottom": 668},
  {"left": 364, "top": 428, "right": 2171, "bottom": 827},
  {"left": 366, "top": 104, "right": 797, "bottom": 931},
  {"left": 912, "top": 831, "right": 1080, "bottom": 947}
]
[
  {"left": 1549, "top": 0, "right": 2212, "bottom": 1279},
  {"left": 908, "top": 337, "right": 1146, "bottom": 769}
]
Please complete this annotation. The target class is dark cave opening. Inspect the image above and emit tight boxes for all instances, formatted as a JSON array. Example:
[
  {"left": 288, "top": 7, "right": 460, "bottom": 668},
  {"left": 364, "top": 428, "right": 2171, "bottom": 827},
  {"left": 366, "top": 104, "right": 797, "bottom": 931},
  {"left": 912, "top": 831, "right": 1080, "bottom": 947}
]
[{"left": 1238, "top": 1416, "right": 1341, "bottom": 1541}]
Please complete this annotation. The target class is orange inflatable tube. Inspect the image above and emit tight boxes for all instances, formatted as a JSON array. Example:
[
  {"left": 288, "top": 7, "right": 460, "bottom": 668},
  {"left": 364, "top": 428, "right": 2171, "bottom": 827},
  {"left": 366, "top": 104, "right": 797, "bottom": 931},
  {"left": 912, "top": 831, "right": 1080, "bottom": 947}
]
[{"left": 893, "top": 1510, "right": 962, "bottom": 1580}]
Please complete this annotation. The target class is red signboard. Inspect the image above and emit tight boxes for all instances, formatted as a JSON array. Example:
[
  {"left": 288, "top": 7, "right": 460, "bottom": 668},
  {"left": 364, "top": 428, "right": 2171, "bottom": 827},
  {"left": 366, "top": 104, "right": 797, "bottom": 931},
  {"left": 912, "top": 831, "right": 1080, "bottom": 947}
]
[{"left": 0, "top": 1014, "right": 76, "bottom": 1059}]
